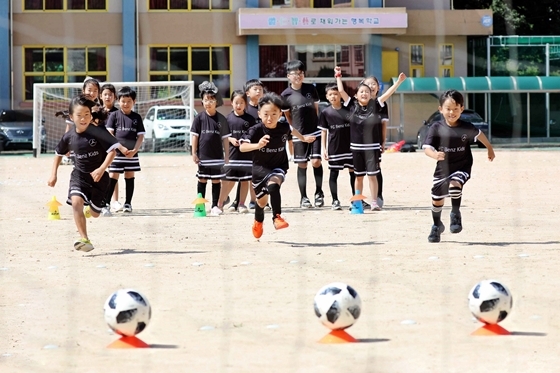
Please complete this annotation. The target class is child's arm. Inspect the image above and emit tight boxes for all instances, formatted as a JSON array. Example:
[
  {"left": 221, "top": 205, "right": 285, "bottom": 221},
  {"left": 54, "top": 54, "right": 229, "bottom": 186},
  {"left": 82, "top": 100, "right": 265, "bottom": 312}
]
[
  {"left": 380, "top": 119, "right": 388, "bottom": 152},
  {"left": 91, "top": 150, "right": 117, "bottom": 182},
  {"left": 223, "top": 137, "right": 230, "bottom": 164},
  {"left": 424, "top": 146, "right": 445, "bottom": 161},
  {"left": 284, "top": 110, "right": 293, "bottom": 126},
  {"left": 378, "top": 73, "right": 407, "bottom": 104},
  {"left": 47, "top": 155, "right": 63, "bottom": 187},
  {"left": 126, "top": 134, "right": 144, "bottom": 158},
  {"left": 240, "top": 135, "right": 269, "bottom": 152},
  {"left": 321, "top": 129, "right": 328, "bottom": 160},
  {"left": 191, "top": 135, "right": 199, "bottom": 164},
  {"left": 291, "top": 128, "right": 315, "bottom": 143},
  {"left": 476, "top": 132, "right": 496, "bottom": 161},
  {"left": 334, "top": 66, "right": 350, "bottom": 103}
]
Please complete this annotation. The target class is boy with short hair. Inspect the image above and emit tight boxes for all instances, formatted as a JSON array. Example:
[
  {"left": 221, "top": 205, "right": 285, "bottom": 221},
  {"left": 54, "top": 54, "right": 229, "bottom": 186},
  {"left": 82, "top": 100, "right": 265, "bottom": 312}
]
[{"left": 281, "top": 60, "right": 325, "bottom": 208}]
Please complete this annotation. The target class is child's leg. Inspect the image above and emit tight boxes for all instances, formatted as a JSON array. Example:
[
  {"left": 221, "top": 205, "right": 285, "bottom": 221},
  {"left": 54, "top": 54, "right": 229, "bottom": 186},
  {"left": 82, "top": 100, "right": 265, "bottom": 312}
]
[
  {"left": 71, "top": 196, "right": 89, "bottom": 239},
  {"left": 124, "top": 171, "right": 135, "bottom": 206},
  {"left": 197, "top": 179, "right": 207, "bottom": 198},
  {"left": 377, "top": 169, "right": 383, "bottom": 198},
  {"left": 112, "top": 181, "right": 119, "bottom": 203},
  {"left": 106, "top": 174, "right": 119, "bottom": 206},
  {"left": 311, "top": 158, "right": 324, "bottom": 197},
  {"left": 218, "top": 180, "right": 235, "bottom": 209},
  {"left": 239, "top": 181, "right": 249, "bottom": 207},
  {"left": 267, "top": 178, "right": 283, "bottom": 219},
  {"left": 349, "top": 170, "right": 356, "bottom": 195},
  {"left": 329, "top": 169, "right": 339, "bottom": 201},
  {"left": 367, "top": 174, "right": 379, "bottom": 206},
  {"left": 254, "top": 195, "right": 267, "bottom": 222},
  {"left": 354, "top": 175, "right": 364, "bottom": 195},
  {"left": 449, "top": 181, "right": 463, "bottom": 233},
  {"left": 211, "top": 180, "right": 221, "bottom": 208},
  {"left": 249, "top": 185, "right": 257, "bottom": 204},
  {"left": 431, "top": 198, "right": 445, "bottom": 226},
  {"left": 297, "top": 163, "right": 308, "bottom": 200}
]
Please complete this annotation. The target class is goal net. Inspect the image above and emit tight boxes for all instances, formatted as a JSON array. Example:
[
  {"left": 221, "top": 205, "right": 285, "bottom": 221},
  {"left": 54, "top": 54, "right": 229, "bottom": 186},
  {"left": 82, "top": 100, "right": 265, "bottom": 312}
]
[{"left": 32, "top": 81, "right": 195, "bottom": 157}]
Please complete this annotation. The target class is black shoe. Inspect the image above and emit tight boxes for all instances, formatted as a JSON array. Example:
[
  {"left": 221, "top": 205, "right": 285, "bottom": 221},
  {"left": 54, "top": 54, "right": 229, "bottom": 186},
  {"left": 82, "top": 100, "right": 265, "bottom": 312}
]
[
  {"left": 362, "top": 200, "right": 370, "bottom": 209},
  {"left": 331, "top": 199, "right": 342, "bottom": 210},
  {"left": 300, "top": 197, "right": 312, "bottom": 208},
  {"left": 428, "top": 222, "right": 445, "bottom": 243},
  {"left": 450, "top": 211, "right": 462, "bottom": 233},
  {"left": 314, "top": 192, "right": 324, "bottom": 208}
]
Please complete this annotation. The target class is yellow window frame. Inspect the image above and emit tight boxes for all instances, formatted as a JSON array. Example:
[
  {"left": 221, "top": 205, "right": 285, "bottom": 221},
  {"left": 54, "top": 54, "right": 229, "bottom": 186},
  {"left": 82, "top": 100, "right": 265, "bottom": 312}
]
[
  {"left": 438, "top": 43, "right": 454, "bottom": 77},
  {"left": 22, "top": 0, "right": 108, "bottom": 11},
  {"left": 146, "top": 0, "right": 231, "bottom": 11},
  {"left": 409, "top": 43, "right": 424, "bottom": 78},
  {"left": 22, "top": 45, "right": 109, "bottom": 101}
]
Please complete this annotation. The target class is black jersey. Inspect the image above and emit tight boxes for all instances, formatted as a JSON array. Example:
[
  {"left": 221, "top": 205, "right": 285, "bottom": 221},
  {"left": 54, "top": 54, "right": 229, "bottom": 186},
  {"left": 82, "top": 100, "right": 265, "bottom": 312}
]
[
  {"left": 191, "top": 111, "right": 231, "bottom": 162},
  {"left": 240, "top": 121, "right": 291, "bottom": 178},
  {"left": 96, "top": 106, "right": 118, "bottom": 128},
  {"left": 423, "top": 119, "right": 481, "bottom": 178},
  {"left": 55, "top": 124, "right": 119, "bottom": 173},
  {"left": 105, "top": 110, "right": 146, "bottom": 151},
  {"left": 246, "top": 103, "right": 260, "bottom": 122},
  {"left": 226, "top": 111, "right": 256, "bottom": 162},
  {"left": 281, "top": 83, "right": 320, "bottom": 136},
  {"left": 317, "top": 105, "right": 351, "bottom": 156},
  {"left": 345, "top": 97, "right": 383, "bottom": 151}
]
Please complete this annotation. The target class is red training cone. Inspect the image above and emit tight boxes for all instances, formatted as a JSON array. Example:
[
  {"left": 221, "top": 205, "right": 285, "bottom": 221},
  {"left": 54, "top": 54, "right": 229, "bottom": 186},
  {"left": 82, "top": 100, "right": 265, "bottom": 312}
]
[
  {"left": 107, "top": 336, "right": 150, "bottom": 348},
  {"left": 318, "top": 329, "right": 358, "bottom": 344}
]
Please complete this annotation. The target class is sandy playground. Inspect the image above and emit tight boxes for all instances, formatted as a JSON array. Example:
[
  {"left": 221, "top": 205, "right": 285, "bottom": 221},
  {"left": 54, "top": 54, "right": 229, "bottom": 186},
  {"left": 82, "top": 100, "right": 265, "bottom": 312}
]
[{"left": 1, "top": 148, "right": 560, "bottom": 373}]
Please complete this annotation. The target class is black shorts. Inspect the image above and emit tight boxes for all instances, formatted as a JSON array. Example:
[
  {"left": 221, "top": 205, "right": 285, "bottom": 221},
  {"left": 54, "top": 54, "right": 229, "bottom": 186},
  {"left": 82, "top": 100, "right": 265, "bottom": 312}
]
[
  {"left": 197, "top": 164, "right": 225, "bottom": 180},
  {"left": 351, "top": 150, "right": 380, "bottom": 176},
  {"left": 293, "top": 137, "right": 322, "bottom": 163},
  {"left": 224, "top": 164, "right": 252, "bottom": 181},
  {"left": 327, "top": 152, "right": 353, "bottom": 170},
  {"left": 108, "top": 154, "right": 141, "bottom": 173},
  {"left": 252, "top": 168, "right": 286, "bottom": 199},
  {"left": 66, "top": 168, "right": 110, "bottom": 213},
  {"left": 431, "top": 170, "right": 470, "bottom": 200}
]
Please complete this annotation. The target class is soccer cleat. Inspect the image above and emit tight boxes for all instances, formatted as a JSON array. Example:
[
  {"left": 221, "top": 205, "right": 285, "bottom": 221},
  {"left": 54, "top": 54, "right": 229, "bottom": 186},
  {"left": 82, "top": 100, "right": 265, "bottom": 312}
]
[
  {"left": 101, "top": 206, "right": 112, "bottom": 217},
  {"left": 74, "top": 238, "right": 94, "bottom": 252},
  {"left": 252, "top": 220, "right": 263, "bottom": 238},
  {"left": 83, "top": 206, "right": 92, "bottom": 218},
  {"left": 332, "top": 199, "right": 342, "bottom": 210},
  {"left": 450, "top": 211, "right": 463, "bottom": 233},
  {"left": 428, "top": 222, "right": 445, "bottom": 243},
  {"left": 314, "top": 192, "right": 325, "bottom": 208},
  {"left": 377, "top": 197, "right": 384, "bottom": 208},
  {"left": 123, "top": 203, "right": 132, "bottom": 213},
  {"left": 210, "top": 206, "right": 222, "bottom": 216},
  {"left": 111, "top": 201, "right": 123, "bottom": 212},
  {"left": 238, "top": 205, "right": 249, "bottom": 214},
  {"left": 273, "top": 214, "right": 289, "bottom": 230},
  {"left": 362, "top": 200, "right": 371, "bottom": 209},
  {"left": 248, "top": 201, "right": 256, "bottom": 210},
  {"left": 300, "top": 197, "right": 312, "bottom": 208}
]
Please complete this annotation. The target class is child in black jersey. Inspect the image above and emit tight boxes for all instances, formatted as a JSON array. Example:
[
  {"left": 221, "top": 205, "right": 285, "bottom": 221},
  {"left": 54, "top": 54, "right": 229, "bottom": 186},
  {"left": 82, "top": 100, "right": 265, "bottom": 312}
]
[
  {"left": 105, "top": 86, "right": 146, "bottom": 213},
  {"left": 216, "top": 90, "right": 256, "bottom": 214},
  {"left": 191, "top": 81, "right": 231, "bottom": 215},
  {"left": 99, "top": 83, "right": 121, "bottom": 214},
  {"left": 424, "top": 90, "right": 495, "bottom": 243},
  {"left": 48, "top": 95, "right": 129, "bottom": 252},
  {"left": 240, "top": 93, "right": 315, "bottom": 239},
  {"left": 281, "top": 60, "right": 325, "bottom": 209}
]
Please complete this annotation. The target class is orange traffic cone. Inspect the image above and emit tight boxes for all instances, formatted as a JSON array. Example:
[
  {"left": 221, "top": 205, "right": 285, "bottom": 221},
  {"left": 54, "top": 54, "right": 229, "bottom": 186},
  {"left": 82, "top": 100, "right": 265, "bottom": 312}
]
[
  {"left": 385, "top": 140, "right": 406, "bottom": 153},
  {"left": 471, "top": 323, "right": 511, "bottom": 336},
  {"left": 46, "top": 196, "right": 62, "bottom": 220},
  {"left": 107, "top": 336, "right": 150, "bottom": 348},
  {"left": 319, "top": 329, "right": 358, "bottom": 344}
]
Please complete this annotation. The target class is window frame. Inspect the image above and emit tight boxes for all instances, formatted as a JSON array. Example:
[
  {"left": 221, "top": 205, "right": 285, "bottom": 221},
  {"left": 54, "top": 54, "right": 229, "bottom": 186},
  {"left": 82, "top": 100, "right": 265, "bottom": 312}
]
[
  {"left": 22, "top": 45, "right": 108, "bottom": 101},
  {"left": 438, "top": 43, "right": 454, "bottom": 77},
  {"left": 147, "top": 44, "right": 233, "bottom": 100},
  {"left": 23, "top": 0, "right": 108, "bottom": 11},
  {"left": 409, "top": 43, "right": 424, "bottom": 78},
  {"left": 147, "top": 0, "right": 231, "bottom": 11}
]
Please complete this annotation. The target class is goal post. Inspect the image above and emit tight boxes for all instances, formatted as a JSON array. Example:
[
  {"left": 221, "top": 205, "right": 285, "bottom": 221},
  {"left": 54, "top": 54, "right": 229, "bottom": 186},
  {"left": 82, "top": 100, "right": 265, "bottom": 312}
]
[{"left": 32, "top": 81, "right": 195, "bottom": 157}]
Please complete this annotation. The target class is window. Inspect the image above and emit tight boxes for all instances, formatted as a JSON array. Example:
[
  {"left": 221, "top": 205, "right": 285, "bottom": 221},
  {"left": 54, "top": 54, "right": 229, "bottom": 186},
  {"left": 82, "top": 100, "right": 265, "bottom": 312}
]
[
  {"left": 24, "top": 0, "right": 106, "bottom": 10},
  {"left": 410, "top": 44, "right": 424, "bottom": 77},
  {"left": 149, "top": 0, "right": 229, "bottom": 10},
  {"left": 23, "top": 46, "right": 107, "bottom": 100},
  {"left": 439, "top": 44, "right": 454, "bottom": 77},
  {"left": 148, "top": 45, "right": 231, "bottom": 99},
  {"left": 282, "top": 0, "right": 352, "bottom": 7}
]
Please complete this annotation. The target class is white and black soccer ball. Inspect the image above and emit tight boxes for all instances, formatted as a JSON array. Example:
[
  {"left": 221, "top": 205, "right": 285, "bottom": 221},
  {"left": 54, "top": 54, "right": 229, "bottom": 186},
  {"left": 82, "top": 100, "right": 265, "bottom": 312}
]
[
  {"left": 314, "top": 282, "right": 362, "bottom": 330},
  {"left": 468, "top": 280, "right": 512, "bottom": 325},
  {"left": 104, "top": 289, "right": 151, "bottom": 336}
]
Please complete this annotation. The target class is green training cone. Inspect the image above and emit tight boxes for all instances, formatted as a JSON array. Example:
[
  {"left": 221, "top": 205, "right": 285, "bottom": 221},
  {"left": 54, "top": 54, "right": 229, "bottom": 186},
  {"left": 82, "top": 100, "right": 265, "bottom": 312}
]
[{"left": 192, "top": 193, "right": 208, "bottom": 218}]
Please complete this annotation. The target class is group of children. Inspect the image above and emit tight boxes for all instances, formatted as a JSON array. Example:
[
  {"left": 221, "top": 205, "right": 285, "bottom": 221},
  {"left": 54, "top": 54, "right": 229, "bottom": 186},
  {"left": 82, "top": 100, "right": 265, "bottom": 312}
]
[{"left": 48, "top": 60, "right": 496, "bottom": 251}]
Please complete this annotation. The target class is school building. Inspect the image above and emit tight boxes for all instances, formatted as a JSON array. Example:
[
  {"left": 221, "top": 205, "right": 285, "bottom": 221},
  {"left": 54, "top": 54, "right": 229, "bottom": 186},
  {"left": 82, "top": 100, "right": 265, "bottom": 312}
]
[{"left": 0, "top": 0, "right": 492, "bottom": 116}]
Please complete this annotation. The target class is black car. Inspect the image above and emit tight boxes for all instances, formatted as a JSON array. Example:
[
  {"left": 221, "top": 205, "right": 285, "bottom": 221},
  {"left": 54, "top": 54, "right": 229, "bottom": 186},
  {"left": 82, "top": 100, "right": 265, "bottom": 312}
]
[
  {"left": 0, "top": 109, "right": 46, "bottom": 153},
  {"left": 417, "top": 109, "right": 489, "bottom": 149}
]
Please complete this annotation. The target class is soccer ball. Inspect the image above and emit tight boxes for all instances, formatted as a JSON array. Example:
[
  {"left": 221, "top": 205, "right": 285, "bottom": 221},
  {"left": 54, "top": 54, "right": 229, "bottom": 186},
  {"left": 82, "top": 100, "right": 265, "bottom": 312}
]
[
  {"left": 313, "top": 282, "right": 362, "bottom": 330},
  {"left": 103, "top": 289, "right": 151, "bottom": 336},
  {"left": 468, "top": 280, "right": 512, "bottom": 325}
]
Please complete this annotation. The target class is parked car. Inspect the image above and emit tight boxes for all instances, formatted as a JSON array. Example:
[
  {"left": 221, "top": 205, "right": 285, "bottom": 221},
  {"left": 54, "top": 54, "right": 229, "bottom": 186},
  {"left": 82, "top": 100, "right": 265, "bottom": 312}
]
[
  {"left": 0, "top": 109, "right": 46, "bottom": 153},
  {"left": 417, "top": 109, "right": 489, "bottom": 149},
  {"left": 142, "top": 105, "right": 197, "bottom": 153}
]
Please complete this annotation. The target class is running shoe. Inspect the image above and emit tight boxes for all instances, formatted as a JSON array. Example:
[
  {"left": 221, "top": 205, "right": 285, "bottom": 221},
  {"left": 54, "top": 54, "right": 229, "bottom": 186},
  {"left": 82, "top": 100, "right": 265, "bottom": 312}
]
[
  {"left": 273, "top": 214, "right": 289, "bottom": 230},
  {"left": 111, "top": 201, "right": 123, "bottom": 212},
  {"left": 314, "top": 192, "right": 325, "bottom": 208},
  {"left": 331, "top": 200, "right": 342, "bottom": 210},
  {"left": 238, "top": 205, "right": 249, "bottom": 214},
  {"left": 123, "top": 204, "right": 133, "bottom": 213},
  {"left": 210, "top": 206, "right": 223, "bottom": 216},
  {"left": 74, "top": 238, "right": 94, "bottom": 252},
  {"left": 83, "top": 206, "right": 92, "bottom": 218},
  {"left": 252, "top": 220, "right": 263, "bottom": 238},
  {"left": 300, "top": 197, "right": 312, "bottom": 208},
  {"left": 450, "top": 211, "right": 463, "bottom": 233}
]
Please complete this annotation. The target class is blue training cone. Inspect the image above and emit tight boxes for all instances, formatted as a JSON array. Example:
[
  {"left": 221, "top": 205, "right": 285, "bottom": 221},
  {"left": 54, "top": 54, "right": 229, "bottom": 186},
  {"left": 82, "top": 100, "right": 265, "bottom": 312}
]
[{"left": 349, "top": 190, "right": 366, "bottom": 214}]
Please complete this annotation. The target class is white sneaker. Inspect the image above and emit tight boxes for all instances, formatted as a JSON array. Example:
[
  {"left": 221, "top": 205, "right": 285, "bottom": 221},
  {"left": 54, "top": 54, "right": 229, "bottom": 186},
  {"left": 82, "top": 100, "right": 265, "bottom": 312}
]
[
  {"left": 123, "top": 203, "right": 132, "bottom": 213},
  {"left": 111, "top": 201, "right": 123, "bottom": 212},
  {"left": 371, "top": 203, "right": 381, "bottom": 211},
  {"left": 101, "top": 207, "right": 112, "bottom": 217},
  {"left": 210, "top": 206, "right": 223, "bottom": 216},
  {"left": 238, "top": 205, "right": 249, "bottom": 214}
]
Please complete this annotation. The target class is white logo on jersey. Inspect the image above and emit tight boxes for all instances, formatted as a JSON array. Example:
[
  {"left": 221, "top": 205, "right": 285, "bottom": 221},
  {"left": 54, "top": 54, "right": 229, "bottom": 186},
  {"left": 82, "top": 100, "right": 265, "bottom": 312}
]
[
  {"left": 243, "top": 121, "right": 250, "bottom": 129},
  {"left": 461, "top": 134, "right": 468, "bottom": 142},
  {"left": 89, "top": 139, "right": 97, "bottom": 147},
  {"left": 281, "top": 134, "right": 288, "bottom": 143},
  {"left": 306, "top": 93, "right": 312, "bottom": 99}
]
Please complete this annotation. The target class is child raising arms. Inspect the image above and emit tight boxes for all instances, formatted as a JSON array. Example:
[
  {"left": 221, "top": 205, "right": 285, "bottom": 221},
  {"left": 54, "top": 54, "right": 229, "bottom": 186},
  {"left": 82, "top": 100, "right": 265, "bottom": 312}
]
[
  {"left": 423, "top": 90, "right": 495, "bottom": 243},
  {"left": 48, "top": 95, "right": 129, "bottom": 252},
  {"left": 240, "top": 93, "right": 315, "bottom": 239}
]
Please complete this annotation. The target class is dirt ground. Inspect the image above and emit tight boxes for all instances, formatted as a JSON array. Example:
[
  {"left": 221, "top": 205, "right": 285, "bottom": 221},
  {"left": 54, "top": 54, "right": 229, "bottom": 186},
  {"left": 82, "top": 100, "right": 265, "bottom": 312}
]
[{"left": 1, "top": 148, "right": 559, "bottom": 373}]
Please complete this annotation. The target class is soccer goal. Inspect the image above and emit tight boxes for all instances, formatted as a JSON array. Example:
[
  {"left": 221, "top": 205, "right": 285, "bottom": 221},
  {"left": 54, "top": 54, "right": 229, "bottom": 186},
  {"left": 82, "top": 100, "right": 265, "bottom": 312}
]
[{"left": 32, "top": 81, "right": 195, "bottom": 157}]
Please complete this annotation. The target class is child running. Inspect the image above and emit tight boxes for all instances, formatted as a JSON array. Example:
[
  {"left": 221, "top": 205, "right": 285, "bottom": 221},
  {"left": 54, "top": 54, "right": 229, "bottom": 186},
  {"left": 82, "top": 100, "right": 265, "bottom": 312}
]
[
  {"left": 191, "top": 81, "right": 230, "bottom": 215},
  {"left": 105, "top": 86, "right": 146, "bottom": 214},
  {"left": 240, "top": 93, "right": 315, "bottom": 239},
  {"left": 216, "top": 90, "right": 256, "bottom": 214},
  {"left": 47, "top": 95, "right": 129, "bottom": 252},
  {"left": 423, "top": 90, "right": 495, "bottom": 243}
]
